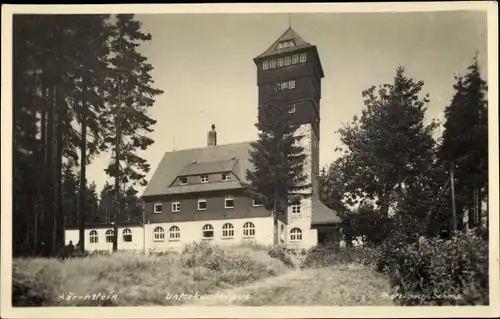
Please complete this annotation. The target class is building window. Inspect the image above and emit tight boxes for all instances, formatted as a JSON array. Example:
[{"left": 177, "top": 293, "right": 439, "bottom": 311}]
[
  {"left": 122, "top": 228, "right": 132, "bottom": 242},
  {"left": 171, "top": 201, "right": 180, "bottom": 212},
  {"left": 292, "top": 54, "right": 299, "bottom": 64},
  {"left": 289, "top": 104, "right": 296, "bottom": 114},
  {"left": 277, "top": 57, "right": 284, "bottom": 67},
  {"left": 224, "top": 195, "right": 234, "bottom": 209},
  {"left": 222, "top": 223, "right": 234, "bottom": 238},
  {"left": 270, "top": 59, "right": 276, "bottom": 69},
  {"left": 198, "top": 198, "right": 207, "bottom": 211},
  {"left": 263, "top": 60, "right": 269, "bottom": 70},
  {"left": 243, "top": 222, "right": 256, "bottom": 237},
  {"left": 222, "top": 172, "right": 230, "bottom": 181},
  {"left": 290, "top": 228, "right": 303, "bottom": 241},
  {"left": 105, "top": 229, "right": 114, "bottom": 243},
  {"left": 169, "top": 226, "right": 180, "bottom": 240},
  {"left": 277, "top": 40, "right": 295, "bottom": 49},
  {"left": 289, "top": 80, "right": 296, "bottom": 89},
  {"left": 284, "top": 56, "right": 291, "bottom": 66},
  {"left": 179, "top": 177, "right": 188, "bottom": 185},
  {"left": 281, "top": 81, "right": 289, "bottom": 90},
  {"left": 253, "top": 198, "right": 263, "bottom": 207},
  {"left": 154, "top": 227, "right": 165, "bottom": 241},
  {"left": 274, "top": 83, "right": 281, "bottom": 92},
  {"left": 154, "top": 203, "right": 163, "bottom": 214},
  {"left": 291, "top": 202, "right": 301, "bottom": 214},
  {"left": 299, "top": 52, "right": 307, "bottom": 63},
  {"left": 89, "top": 230, "right": 98, "bottom": 243},
  {"left": 200, "top": 175, "right": 208, "bottom": 183},
  {"left": 202, "top": 224, "right": 214, "bottom": 239}
]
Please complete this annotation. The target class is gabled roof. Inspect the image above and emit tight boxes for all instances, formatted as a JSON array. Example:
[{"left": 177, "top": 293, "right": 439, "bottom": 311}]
[
  {"left": 311, "top": 197, "right": 342, "bottom": 226},
  {"left": 254, "top": 27, "right": 315, "bottom": 60},
  {"left": 141, "top": 141, "right": 254, "bottom": 198}
]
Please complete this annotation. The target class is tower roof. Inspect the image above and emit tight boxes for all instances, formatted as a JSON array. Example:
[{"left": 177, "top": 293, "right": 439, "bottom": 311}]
[{"left": 254, "top": 27, "right": 315, "bottom": 60}]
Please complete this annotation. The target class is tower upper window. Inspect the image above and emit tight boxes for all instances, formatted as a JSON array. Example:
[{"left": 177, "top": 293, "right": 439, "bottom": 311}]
[
  {"left": 263, "top": 60, "right": 269, "bottom": 70},
  {"left": 277, "top": 57, "right": 284, "bottom": 68},
  {"left": 299, "top": 52, "right": 307, "bottom": 63},
  {"left": 284, "top": 56, "right": 291, "bottom": 66},
  {"left": 277, "top": 40, "right": 295, "bottom": 49}
]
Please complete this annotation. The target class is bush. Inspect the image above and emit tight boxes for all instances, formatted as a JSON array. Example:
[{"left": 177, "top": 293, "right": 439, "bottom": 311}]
[
  {"left": 375, "top": 230, "right": 489, "bottom": 305},
  {"left": 302, "top": 246, "right": 376, "bottom": 268},
  {"left": 267, "top": 245, "right": 294, "bottom": 268}
]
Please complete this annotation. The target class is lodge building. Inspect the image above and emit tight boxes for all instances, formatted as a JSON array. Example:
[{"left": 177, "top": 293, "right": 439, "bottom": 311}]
[{"left": 64, "top": 27, "right": 342, "bottom": 252}]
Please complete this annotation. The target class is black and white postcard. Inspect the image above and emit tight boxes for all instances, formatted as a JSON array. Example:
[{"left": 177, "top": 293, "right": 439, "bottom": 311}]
[{"left": 1, "top": 2, "right": 498, "bottom": 318}]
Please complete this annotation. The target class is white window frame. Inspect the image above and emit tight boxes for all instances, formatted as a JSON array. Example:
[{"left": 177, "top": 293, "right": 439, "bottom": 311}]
[
  {"left": 281, "top": 81, "right": 288, "bottom": 90},
  {"left": 289, "top": 104, "right": 296, "bottom": 114},
  {"left": 153, "top": 227, "right": 165, "bottom": 242},
  {"left": 222, "top": 172, "right": 230, "bottom": 181},
  {"left": 122, "top": 228, "right": 132, "bottom": 242},
  {"left": 198, "top": 198, "right": 207, "bottom": 211},
  {"left": 222, "top": 223, "right": 235, "bottom": 238},
  {"left": 89, "top": 230, "right": 98, "bottom": 244},
  {"left": 270, "top": 59, "right": 277, "bottom": 69},
  {"left": 202, "top": 224, "right": 214, "bottom": 239},
  {"left": 200, "top": 175, "right": 209, "bottom": 183},
  {"left": 290, "top": 227, "right": 303, "bottom": 241},
  {"left": 243, "top": 222, "right": 256, "bottom": 237},
  {"left": 225, "top": 195, "right": 234, "bottom": 209},
  {"left": 171, "top": 201, "right": 180, "bottom": 212},
  {"left": 284, "top": 56, "right": 291, "bottom": 66},
  {"left": 169, "top": 226, "right": 180, "bottom": 240},
  {"left": 289, "top": 80, "right": 296, "bottom": 89},
  {"left": 299, "top": 52, "right": 307, "bottom": 63},
  {"left": 154, "top": 203, "right": 163, "bottom": 214},
  {"left": 253, "top": 199, "right": 263, "bottom": 207},
  {"left": 179, "top": 176, "right": 188, "bottom": 185},
  {"left": 263, "top": 60, "right": 269, "bottom": 70},
  {"left": 277, "top": 57, "right": 284, "bottom": 67},
  {"left": 292, "top": 54, "right": 299, "bottom": 64},
  {"left": 291, "top": 203, "right": 301, "bottom": 214},
  {"left": 105, "top": 229, "right": 114, "bottom": 243}
]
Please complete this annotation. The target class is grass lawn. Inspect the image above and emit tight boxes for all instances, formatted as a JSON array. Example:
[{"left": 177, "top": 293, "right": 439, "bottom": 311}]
[{"left": 12, "top": 244, "right": 290, "bottom": 307}]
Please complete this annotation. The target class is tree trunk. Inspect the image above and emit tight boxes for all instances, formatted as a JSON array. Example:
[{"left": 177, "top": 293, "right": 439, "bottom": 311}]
[
  {"left": 44, "top": 83, "right": 55, "bottom": 257},
  {"left": 113, "top": 110, "right": 122, "bottom": 252},
  {"left": 54, "top": 87, "right": 64, "bottom": 252},
  {"left": 78, "top": 99, "right": 87, "bottom": 253}
]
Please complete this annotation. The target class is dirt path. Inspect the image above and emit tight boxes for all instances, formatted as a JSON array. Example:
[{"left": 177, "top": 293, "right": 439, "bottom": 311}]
[{"left": 184, "top": 269, "right": 309, "bottom": 306}]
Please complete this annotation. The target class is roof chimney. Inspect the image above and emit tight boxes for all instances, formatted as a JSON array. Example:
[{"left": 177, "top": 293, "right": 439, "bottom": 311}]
[{"left": 207, "top": 124, "right": 217, "bottom": 146}]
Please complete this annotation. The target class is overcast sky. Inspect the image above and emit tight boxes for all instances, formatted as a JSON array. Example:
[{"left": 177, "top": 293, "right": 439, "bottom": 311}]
[{"left": 85, "top": 11, "right": 488, "bottom": 195}]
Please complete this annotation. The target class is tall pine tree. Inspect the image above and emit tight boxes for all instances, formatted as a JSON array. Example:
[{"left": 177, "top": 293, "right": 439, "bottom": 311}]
[{"left": 103, "top": 15, "right": 164, "bottom": 251}]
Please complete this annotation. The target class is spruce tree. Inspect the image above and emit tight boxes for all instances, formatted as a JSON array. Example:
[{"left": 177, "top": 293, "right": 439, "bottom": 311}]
[
  {"left": 440, "top": 55, "right": 488, "bottom": 229},
  {"left": 245, "top": 86, "right": 310, "bottom": 244}
]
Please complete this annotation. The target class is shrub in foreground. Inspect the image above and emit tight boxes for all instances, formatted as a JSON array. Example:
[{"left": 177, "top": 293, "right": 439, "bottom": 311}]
[
  {"left": 302, "top": 245, "right": 376, "bottom": 268},
  {"left": 375, "top": 230, "right": 489, "bottom": 305}
]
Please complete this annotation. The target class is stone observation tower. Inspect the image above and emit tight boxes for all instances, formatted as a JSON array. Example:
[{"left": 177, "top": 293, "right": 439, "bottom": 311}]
[{"left": 253, "top": 27, "right": 332, "bottom": 247}]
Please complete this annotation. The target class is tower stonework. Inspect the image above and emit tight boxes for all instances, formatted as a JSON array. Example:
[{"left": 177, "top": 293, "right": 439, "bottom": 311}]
[{"left": 254, "top": 27, "right": 324, "bottom": 249}]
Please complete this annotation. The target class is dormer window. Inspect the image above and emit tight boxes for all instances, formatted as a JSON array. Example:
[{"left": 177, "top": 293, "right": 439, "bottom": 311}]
[
  {"left": 179, "top": 177, "right": 188, "bottom": 185},
  {"left": 277, "top": 40, "right": 295, "bottom": 49},
  {"left": 222, "top": 172, "right": 230, "bottom": 181},
  {"left": 200, "top": 175, "right": 208, "bottom": 183}
]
